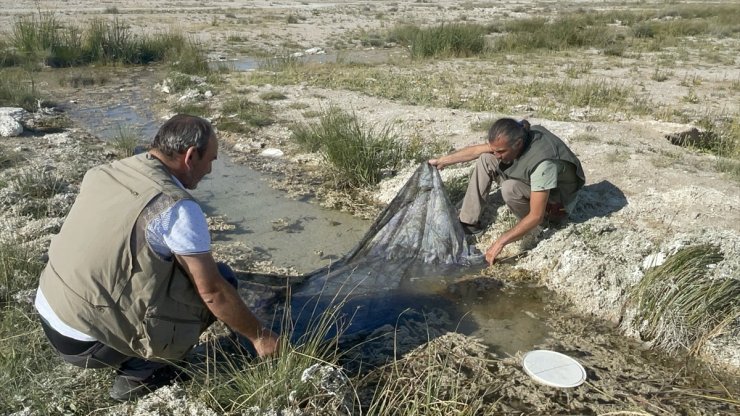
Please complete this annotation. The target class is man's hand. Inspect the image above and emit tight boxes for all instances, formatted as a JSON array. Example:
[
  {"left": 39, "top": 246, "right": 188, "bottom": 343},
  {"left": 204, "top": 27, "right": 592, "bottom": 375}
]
[
  {"left": 253, "top": 329, "right": 280, "bottom": 357},
  {"left": 428, "top": 158, "right": 446, "bottom": 170},
  {"left": 485, "top": 240, "right": 505, "bottom": 266}
]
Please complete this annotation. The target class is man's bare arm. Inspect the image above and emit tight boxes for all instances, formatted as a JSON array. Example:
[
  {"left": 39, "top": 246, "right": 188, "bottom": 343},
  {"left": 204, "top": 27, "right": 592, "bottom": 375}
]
[
  {"left": 176, "top": 252, "right": 279, "bottom": 357},
  {"left": 485, "top": 190, "right": 549, "bottom": 265},
  {"left": 429, "top": 143, "right": 491, "bottom": 170}
]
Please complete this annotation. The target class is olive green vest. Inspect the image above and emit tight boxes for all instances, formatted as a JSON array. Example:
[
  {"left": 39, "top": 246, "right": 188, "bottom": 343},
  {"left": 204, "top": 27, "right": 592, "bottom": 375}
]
[
  {"left": 39, "top": 153, "right": 213, "bottom": 361},
  {"left": 503, "top": 125, "right": 586, "bottom": 208}
]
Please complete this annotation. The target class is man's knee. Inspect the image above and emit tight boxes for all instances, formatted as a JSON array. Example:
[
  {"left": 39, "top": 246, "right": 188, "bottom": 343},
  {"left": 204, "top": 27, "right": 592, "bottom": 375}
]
[
  {"left": 477, "top": 153, "right": 499, "bottom": 176},
  {"left": 500, "top": 179, "right": 529, "bottom": 201},
  {"left": 500, "top": 179, "right": 531, "bottom": 218}
]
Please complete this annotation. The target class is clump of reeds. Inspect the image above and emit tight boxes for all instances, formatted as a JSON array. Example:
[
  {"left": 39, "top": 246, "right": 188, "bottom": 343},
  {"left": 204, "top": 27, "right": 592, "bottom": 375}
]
[
  {"left": 10, "top": 168, "right": 67, "bottom": 200},
  {"left": 389, "top": 23, "right": 487, "bottom": 59},
  {"left": 290, "top": 107, "right": 407, "bottom": 187},
  {"left": 629, "top": 244, "right": 740, "bottom": 354},
  {"left": 7, "top": 12, "right": 208, "bottom": 72},
  {"left": 258, "top": 53, "right": 302, "bottom": 72},
  {"left": 8, "top": 167, "right": 68, "bottom": 219},
  {"left": 361, "top": 332, "right": 499, "bottom": 415}
]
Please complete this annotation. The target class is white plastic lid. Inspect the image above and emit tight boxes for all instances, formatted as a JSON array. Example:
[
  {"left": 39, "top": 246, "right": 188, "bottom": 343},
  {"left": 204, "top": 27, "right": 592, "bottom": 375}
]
[{"left": 522, "top": 350, "right": 587, "bottom": 388}]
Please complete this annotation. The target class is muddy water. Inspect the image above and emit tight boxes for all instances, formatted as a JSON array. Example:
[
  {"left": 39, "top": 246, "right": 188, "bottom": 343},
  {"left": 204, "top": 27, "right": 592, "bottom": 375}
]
[{"left": 190, "top": 154, "right": 372, "bottom": 273}]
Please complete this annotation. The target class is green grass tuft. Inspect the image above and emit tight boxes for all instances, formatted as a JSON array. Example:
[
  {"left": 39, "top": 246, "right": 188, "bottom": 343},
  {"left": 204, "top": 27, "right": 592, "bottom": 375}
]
[
  {"left": 0, "top": 68, "right": 42, "bottom": 111},
  {"left": 390, "top": 23, "right": 487, "bottom": 59},
  {"left": 290, "top": 108, "right": 410, "bottom": 187},
  {"left": 0, "top": 238, "right": 44, "bottom": 304},
  {"left": 629, "top": 244, "right": 739, "bottom": 354},
  {"left": 110, "top": 125, "right": 143, "bottom": 158},
  {"left": 221, "top": 98, "right": 274, "bottom": 131}
]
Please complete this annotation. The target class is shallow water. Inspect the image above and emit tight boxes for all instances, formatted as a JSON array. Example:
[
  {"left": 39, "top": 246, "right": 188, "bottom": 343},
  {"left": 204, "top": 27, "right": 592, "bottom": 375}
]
[{"left": 190, "top": 154, "right": 371, "bottom": 273}]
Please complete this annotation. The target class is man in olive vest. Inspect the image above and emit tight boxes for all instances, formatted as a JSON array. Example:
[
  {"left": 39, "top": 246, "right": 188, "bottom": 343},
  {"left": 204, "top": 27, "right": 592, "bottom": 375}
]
[
  {"left": 35, "top": 114, "right": 279, "bottom": 401},
  {"left": 429, "top": 118, "right": 585, "bottom": 265}
]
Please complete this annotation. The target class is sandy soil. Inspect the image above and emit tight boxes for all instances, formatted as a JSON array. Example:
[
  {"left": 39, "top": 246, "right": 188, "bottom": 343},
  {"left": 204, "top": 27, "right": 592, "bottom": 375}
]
[{"left": 1, "top": 0, "right": 739, "bottom": 414}]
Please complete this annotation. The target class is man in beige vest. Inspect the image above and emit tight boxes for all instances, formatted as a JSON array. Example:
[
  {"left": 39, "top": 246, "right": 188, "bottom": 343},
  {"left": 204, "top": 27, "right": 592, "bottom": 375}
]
[
  {"left": 430, "top": 118, "right": 585, "bottom": 265},
  {"left": 35, "top": 114, "right": 279, "bottom": 401}
]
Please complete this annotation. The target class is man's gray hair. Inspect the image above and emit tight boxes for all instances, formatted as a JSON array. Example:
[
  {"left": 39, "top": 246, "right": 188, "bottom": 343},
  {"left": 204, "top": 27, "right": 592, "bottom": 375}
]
[{"left": 152, "top": 114, "right": 215, "bottom": 158}]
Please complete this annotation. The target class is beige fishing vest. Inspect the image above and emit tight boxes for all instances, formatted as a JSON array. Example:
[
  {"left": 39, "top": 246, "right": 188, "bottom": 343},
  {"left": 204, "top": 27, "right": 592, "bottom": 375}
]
[{"left": 39, "top": 153, "right": 213, "bottom": 361}]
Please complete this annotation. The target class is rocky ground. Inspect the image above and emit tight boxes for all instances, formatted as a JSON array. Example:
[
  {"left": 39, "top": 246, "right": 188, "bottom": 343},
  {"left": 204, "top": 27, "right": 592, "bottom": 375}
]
[{"left": 1, "top": 0, "right": 739, "bottom": 414}]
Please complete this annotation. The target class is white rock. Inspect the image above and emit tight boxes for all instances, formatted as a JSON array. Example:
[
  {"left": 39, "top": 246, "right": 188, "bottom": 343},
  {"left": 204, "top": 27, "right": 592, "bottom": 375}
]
[
  {"left": 0, "top": 107, "right": 25, "bottom": 137},
  {"left": 178, "top": 89, "right": 200, "bottom": 102},
  {"left": 305, "top": 47, "right": 324, "bottom": 55},
  {"left": 261, "top": 148, "right": 284, "bottom": 158},
  {"left": 642, "top": 252, "right": 666, "bottom": 269}
]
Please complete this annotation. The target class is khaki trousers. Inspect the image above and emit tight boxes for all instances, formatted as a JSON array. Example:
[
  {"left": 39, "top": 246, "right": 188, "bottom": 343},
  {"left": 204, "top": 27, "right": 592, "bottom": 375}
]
[{"left": 459, "top": 153, "right": 532, "bottom": 223}]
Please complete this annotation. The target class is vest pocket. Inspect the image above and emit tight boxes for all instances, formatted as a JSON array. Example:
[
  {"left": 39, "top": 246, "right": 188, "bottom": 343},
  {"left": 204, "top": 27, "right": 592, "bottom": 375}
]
[{"left": 141, "top": 310, "right": 201, "bottom": 360}]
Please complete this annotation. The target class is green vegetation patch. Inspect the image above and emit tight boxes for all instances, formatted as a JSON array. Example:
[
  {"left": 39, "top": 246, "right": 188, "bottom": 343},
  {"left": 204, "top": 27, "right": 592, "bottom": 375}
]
[
  {"left": 291, "top": 108, "right": 408, "bottom": 187},
  {"left": 218, "top": 98, "right": 274, "bottom": 134},
  {"left": 490, "top": 5, "right": 740, "bottom": 54},
  {"left": 110, "top": 125, "right": 144, "bottom": 158},
  {"left": 389, "top": 23, "right": 487, "bottom": 59},
  {"left": 7, "top": 12, "right": 209, "bottom": 72},
  {"left": 0, "top": 238, "right": 44, "bottom": 304},
  {"left": 629, "top": 244, "right": 739, "bottom": 354},
  {"left": 0, "top": 68, "right": 42, "bottom": 111},
  {"left": 0, "top": 146, "right": 24, "bottom": 171},
  {"left": 199, "top": 302, "right": 349, "bottom": 413}
]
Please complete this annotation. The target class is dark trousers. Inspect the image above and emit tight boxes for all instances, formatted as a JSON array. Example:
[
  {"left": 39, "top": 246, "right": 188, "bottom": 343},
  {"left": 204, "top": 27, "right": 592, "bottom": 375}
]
[{"left": 40, "top": 262, "right": 238, "bottom": 380}]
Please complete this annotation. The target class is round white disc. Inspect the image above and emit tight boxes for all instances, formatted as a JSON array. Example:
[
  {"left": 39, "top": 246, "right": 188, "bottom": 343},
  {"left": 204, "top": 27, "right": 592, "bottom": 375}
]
[{"left": 522, "top": 350, "right": 587, "bottom": 388}]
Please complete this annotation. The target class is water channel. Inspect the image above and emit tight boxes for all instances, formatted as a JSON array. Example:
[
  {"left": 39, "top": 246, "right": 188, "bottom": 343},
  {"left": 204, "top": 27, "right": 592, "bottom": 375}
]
[{"left": 63, "top": 74, "right": 551, "bottom": 356}]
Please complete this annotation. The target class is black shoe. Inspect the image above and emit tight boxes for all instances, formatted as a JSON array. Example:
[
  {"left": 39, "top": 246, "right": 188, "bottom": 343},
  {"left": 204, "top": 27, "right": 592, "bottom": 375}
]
[
  {"left": 460, "top": 221, "right": 484, "bottom": 236},
  {"left": 109, "top": 365, "right": 188, "bottom": 402}
]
